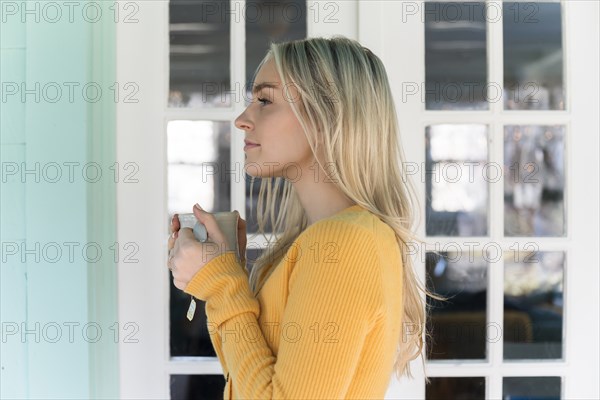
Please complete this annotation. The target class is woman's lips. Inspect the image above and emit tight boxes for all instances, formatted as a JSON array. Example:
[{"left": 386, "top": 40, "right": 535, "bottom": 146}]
[{"left": 244, "top": 144, "right": 261, "bottom": 151}]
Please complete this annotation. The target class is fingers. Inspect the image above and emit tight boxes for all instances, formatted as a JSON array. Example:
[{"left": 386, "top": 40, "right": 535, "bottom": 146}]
[
  {"left": 176, "top": 227, "right": 194, "bottom": 242},
  {"left": 168, "top": 233, "right": 175, "bottom": 251},
  {"left": 171, "top": 213, "right": 180, "bottom": 233},
  {"left": 167, "top": 242, "right": 174, "bottom": 273},
  {"left": 168, "top": 215, "right": 178, "bottom": 272},
  {"left": 170, "top": 214, "right": 180, "bottom": 239},
  {"left": 193, "top": 205, "right": 227, "bottom": 247},
  {"left": 167, "top": 253, "right": 175, "bottom": 271},
  {"left": 168, "top": 213, "right": 180, "bottom": 251}
]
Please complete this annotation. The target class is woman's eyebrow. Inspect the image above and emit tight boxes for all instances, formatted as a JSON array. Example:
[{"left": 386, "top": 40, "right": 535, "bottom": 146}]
[{"left": 252, "top": 82, "right": 279, "bottom": 95}]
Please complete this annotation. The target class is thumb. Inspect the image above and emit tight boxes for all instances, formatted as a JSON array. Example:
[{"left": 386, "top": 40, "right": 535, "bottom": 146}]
[{"left": 193, "top": 204, "right": 228, "bottom": 248}]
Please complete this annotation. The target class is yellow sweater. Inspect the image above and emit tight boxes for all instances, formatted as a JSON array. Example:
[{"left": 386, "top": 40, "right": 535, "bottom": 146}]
[{"left": 184, "top": 204, "right": 404, "bottom": 399}]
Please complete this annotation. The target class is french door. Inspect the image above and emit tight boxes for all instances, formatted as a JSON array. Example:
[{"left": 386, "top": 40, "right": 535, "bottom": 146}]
[{"left": 116, "top": 0, "right": 599, "bottom": 398}]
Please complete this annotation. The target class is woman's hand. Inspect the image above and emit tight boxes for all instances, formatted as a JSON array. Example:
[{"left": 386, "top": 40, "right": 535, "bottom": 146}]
[{"left": 167, "top": 204, "right": 233, "bottom": 291}]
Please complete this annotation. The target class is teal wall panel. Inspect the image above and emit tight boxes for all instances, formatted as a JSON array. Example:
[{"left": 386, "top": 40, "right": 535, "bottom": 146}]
[
  {"left": 0, "top": 48, "right": 25, "bottom": 144},
  {"left": 1, "top": 1, "right": 118, "bottom": 398},
  {"left": 24, "top": 12, "right": 91, "bottom": 400},
  {"left": 0, "top": 144, "right": 28, "bottom": 399}
]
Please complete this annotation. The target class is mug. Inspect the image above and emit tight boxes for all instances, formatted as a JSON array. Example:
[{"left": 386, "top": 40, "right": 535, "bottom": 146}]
[{"left": 178, "top": 211, "right": 241, "bottom": 263}]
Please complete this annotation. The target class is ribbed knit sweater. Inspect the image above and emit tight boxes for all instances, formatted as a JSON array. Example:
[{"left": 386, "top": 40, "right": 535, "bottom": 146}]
[{"left": 183, "top": 204, "right": 404, "bottom": 399}]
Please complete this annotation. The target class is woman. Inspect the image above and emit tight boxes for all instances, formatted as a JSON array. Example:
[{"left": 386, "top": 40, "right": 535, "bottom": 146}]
[{"left": 167, "top": 35, "right": 428, "bottom": 399}]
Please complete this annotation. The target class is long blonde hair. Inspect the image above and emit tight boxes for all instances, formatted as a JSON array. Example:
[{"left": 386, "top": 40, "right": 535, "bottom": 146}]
[{"left": 246, "top": 35, "right": 432, "bottom": 380}]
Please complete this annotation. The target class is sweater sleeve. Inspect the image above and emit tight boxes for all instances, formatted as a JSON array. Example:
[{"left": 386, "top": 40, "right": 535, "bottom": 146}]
[
  {"left": 184, "top": 221, "right": 383, "bottom": 399},
  {"left": 185, "top": 251, "right": 255, "bottom": 378}
]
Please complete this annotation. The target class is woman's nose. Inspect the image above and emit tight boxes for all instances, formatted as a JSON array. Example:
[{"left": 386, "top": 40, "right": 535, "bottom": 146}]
[{"left": 234, "top": 110, "right": 253, "bottom": 131}]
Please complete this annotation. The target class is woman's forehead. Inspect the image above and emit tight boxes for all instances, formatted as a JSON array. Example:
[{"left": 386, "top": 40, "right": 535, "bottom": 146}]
[
  {"left": 253, "top": 59, "right": 280, "bottom": 87},
  {"left": 252, "top": 57, "right": 301, "bottom": 102}
]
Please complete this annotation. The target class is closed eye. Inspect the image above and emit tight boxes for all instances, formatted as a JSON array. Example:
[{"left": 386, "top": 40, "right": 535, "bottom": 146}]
[{"left": 257, "top": 97, "right": 271, "bottom": 106}]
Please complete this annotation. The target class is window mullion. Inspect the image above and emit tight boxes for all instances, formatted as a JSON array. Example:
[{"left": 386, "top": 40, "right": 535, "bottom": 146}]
[
  {"left": 232, "top": 0, "right": 247, "bottom": 218},
  {"left": 487, "top": 1, "right": 505, "bottom": 399}
]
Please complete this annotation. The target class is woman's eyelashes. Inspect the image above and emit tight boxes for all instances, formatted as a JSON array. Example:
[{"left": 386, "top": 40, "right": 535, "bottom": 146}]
[{"left": 257, "top": 97, "right": 271, "bottom": 106}]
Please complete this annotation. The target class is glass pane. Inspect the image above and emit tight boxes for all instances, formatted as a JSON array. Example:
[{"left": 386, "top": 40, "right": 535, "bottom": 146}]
[
  {"left": 503, "top": 2, "right": 564, "bottom": 110},
  {"left": 504, "top": 125, "right": 565, "bottom": 237},
  {"left": 245, "top": 176, "right": 285, "bottom": 234},
  {"left": 167, "top": 120, "right": 232, "bottom": 215},
  {"left": 504, "top": 251, "right": 564, "bottom": 360},
  {"left": 170, "top": 374, "right": 225, "bottom": 400},
  {"left": 169, "top": 0, "right": 231, "bottom": 108},
  {"left": 168, "top": 120, "right": 232, "bottom": 357},
  {"left": 503, "top": 377, "right": 561, "bottom": 400},
  {"left": 426, "top": 125, "right": 489, "bottom": 236},
  {"left": 426, "top": 377, "right": 485, "bottom": 400},
  {"left": 424, "top": 2, "right": 488, "bottom": 110},
  {"left": 169, "top": 276, "right": 216, "bottom": 357},
  {"left": 426, "top": 251, "right": 488, "bottom": 360},
  {"left": 245, "top": 0, "right": 307, "bottom": 98}
]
